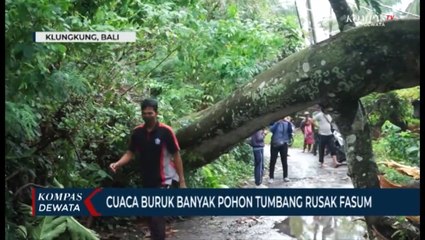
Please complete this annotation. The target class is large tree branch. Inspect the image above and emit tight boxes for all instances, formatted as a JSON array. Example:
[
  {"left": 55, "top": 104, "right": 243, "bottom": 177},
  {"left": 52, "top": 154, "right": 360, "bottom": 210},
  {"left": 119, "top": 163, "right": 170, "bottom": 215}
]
[{"left": 176, "top": 19, "right": 419, "bottom": 171}]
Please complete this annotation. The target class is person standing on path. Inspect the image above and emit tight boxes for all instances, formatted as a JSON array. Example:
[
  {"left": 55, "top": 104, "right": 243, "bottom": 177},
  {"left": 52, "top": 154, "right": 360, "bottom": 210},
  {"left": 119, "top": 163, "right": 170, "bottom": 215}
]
[
  {"left": 300, "top": 111, "right": 315, "bottom": 153},
  {"left": 268, "top": 117, "right": 293, "bottom": 183},
  {"left": 250, "top": 129, "right": 267, "bottom": 188},
  {"left": 312, "top": 105, "right": 341, "bottom": 168},
  {"left": 109, "top": 98, "right": 187, "bottom": 240}
]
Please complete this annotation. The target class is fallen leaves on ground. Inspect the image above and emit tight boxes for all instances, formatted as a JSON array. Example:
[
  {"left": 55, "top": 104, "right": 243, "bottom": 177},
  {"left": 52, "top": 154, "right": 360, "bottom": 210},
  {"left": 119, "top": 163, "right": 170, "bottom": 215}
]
[
  {"left": 406, "top": 216, "right": 420, "bottom": 225},
  {"left": 378, "top": 160, "right": 420, "bottom": 180}
]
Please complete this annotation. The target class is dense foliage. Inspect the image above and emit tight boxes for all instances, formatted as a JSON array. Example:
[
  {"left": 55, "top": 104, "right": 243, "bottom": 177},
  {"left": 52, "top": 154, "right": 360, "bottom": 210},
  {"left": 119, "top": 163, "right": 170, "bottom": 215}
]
[
  {"left": 6, "top": 0, "right": 304, "bottom": 238},
  {"left": 363, "top": 87, "right": 420, "bottom": 184},
  {"left": 188, "top": 143, "right": 254, "bottom": 188},
  {"left": 363, "top": 87, "right": 419, "bottom": 124}
]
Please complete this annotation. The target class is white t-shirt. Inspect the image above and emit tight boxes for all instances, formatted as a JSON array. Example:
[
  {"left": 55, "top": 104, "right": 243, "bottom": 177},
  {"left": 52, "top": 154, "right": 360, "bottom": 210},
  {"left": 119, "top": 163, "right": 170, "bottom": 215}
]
[{"left": 313, "top": 111, "right": 333, "bottom": 136}]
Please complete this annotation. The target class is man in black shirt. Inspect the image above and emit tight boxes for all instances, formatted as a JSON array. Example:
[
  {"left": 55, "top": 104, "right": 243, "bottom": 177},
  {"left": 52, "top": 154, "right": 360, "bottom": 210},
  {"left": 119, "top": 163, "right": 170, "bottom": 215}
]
[{"left": 110, "top": 98, "right": 186, "bottom": 240}]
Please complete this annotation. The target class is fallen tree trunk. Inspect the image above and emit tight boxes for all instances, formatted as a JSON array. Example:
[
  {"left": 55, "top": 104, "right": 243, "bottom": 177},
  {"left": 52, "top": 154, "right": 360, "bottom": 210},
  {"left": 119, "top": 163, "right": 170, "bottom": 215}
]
[{"left": 176, "top": 19, "right": 419, "bottom": 171}]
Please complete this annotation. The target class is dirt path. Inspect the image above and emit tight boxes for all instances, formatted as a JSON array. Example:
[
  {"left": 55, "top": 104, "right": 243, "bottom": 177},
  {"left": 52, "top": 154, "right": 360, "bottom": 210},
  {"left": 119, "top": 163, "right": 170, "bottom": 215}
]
[
  {"left": 96, "top": 145, "right": 367, "bottom": 239},
  {"left": 168, "top": 145, "right": 367, "bottom": 240}
]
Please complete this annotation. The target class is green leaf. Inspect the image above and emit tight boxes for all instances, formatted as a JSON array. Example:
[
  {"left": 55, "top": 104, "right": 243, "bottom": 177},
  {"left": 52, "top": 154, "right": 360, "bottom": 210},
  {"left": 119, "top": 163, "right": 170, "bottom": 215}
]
[
  {"left": 31, "top": 216, "right": 67, "bottom": 240},
  {"left": 66, "top": 217, "right": 99, "bottom": 240},
  {"left": 16, "top": 225, "right": 28, "bottom": 239},
  {"left": 29, "top": 216, "right": 99, "bottom": 240},
  {"left": 56, "top": 44, "right": 67, "bottom": 54},
  {"left": 53, "top": 177, "right": 64, "bottom": 188},
  {"left": 23, "top": 45, "right": 34, "bottom": 59},
  {"left": 227, "top": 4, "right": 238, "bottom": 18},
  {"left": 406, "top": 146, "right": 418, "bottom": 154},
  {"left": 97, "top": 169, "right": 111, "bottom": 179}
]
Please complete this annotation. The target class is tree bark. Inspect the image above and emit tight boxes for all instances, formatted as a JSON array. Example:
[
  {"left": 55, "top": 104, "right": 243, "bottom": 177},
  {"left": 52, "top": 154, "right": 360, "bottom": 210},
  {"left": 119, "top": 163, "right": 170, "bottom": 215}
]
[
  {"left": 306, "top": 0, "right": 317, "bottom": 44},
  {"left": 332, "top": 100, "right": 380, "bottom": 189},
  {"left": 176, "top": 19, "right": 419, "bottom": 171},
  {"left": 328, "top": 0, "right": 356, "bottom": 31}
]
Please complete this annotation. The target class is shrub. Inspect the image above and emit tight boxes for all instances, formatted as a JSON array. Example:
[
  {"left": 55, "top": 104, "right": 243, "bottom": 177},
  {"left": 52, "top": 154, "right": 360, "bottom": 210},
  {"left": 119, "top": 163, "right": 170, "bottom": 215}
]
[{"left": 380, "top": 121, "right": 420, "bottom": 166}]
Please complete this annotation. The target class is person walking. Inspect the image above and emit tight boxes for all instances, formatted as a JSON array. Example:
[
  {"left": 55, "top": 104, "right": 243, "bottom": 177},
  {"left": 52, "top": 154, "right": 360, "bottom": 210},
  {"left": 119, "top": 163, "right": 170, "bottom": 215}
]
[
  {"left": 268, "top": 117, "right": 293, "bottom": 183},
  {"left": 109, "top": 98, "right": 187, "bottom": 240},
  {"left": 312, "top": 105, "right": 341, "bottom": 168}
]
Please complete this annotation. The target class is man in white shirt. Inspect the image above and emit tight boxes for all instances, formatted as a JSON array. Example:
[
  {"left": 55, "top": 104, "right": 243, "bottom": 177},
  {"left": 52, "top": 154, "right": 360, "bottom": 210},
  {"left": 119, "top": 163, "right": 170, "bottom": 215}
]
[{"left": 312, "top": 106, "right": 341, "bottom": 168}]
